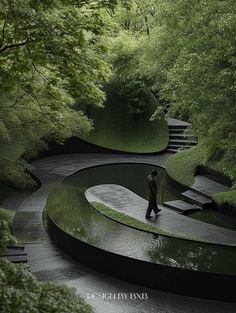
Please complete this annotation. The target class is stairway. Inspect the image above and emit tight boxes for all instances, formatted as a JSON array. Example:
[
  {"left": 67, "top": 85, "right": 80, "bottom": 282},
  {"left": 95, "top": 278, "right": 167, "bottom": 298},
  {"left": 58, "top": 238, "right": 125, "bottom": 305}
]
[
  {"left": 167, "top": 118, "right": 197, "bottom": 154},
  {"left": 181, "top": 190, "right": 212, "bottom": 207},
  {"left": 0, "top": 245, "right": 28, "bottom": 264},
  {"left": 163, "top": 200, "right": 202, "bottom": 215},
  {"left": 163, "top": 189, "right": 212, "bottom": 214}
]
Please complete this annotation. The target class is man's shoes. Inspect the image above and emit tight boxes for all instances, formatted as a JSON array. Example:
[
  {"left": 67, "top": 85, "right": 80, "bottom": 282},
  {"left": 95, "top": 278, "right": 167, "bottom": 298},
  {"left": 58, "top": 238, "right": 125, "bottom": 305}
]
[
  {"left": 155, "top": 209, "right": 162, "bottom": 215},
  {"left": 145, "top": 215, "right": 152, "bottom": 219}
]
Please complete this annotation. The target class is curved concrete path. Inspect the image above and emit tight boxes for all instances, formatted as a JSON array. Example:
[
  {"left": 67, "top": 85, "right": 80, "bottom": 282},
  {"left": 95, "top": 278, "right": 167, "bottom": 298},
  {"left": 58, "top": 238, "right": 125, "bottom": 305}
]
[
  {"left": 2, "top": 153, "right": 236, "bottom": 313},
  {"left": 85, "top": 184, "right": 236, "bottom": 245}
]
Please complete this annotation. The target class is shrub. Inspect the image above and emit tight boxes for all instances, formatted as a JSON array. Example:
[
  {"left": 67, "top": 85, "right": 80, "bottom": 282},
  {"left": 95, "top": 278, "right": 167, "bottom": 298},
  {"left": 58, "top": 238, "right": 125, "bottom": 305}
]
[
  {"left": 0, "top": 208, "right": 17, "bottom": 252},
  {"left": 0, "top": 259, "right": 93, "bottom": 313}
]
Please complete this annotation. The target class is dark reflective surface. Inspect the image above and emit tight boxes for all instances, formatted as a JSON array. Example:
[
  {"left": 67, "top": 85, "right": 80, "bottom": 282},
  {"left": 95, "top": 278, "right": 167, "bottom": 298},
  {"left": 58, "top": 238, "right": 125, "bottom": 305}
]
[
  {"left": 47, "top": 163, "right": 236, "bottom": 275},
  {"left": 65, "top": 163, "right": 176, "bottom": 205},
  {"left": 189, "top": 209, "right": 236, "bottom": 231}
]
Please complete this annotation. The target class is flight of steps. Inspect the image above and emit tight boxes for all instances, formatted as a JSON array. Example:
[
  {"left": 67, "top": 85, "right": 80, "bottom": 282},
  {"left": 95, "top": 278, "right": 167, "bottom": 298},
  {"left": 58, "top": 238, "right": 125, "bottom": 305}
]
[
  {"left": 163, "top": 190, "right": 211, "bottom": 215},
  {"left": 163, "top": 200, "right": 201, "bottom": 215},
  {"left": 167, "top": 121, "right": 197, "bottom": 154},
  {"left": 164, "top": 119, "right": 230, "bottom": 215},
  {"left": 0, "top": 245, "right": 28, "bottom": 264}
]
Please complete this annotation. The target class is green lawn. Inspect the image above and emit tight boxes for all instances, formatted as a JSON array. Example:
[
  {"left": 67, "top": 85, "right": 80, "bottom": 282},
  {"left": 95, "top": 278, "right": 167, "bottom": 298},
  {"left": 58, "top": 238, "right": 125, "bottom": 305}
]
[{"left": 80, "top": 94, "right": 169, "bottom": 153}]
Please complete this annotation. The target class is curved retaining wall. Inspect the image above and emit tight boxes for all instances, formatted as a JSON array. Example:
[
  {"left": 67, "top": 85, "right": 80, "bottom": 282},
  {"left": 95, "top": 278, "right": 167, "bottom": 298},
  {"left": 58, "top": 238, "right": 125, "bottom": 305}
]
[
  {"left": 38, "top": 136, "right": 167, "bottom": 158},
  {"left": 47, "top": 215, "right": 236, "bottom": 302}
]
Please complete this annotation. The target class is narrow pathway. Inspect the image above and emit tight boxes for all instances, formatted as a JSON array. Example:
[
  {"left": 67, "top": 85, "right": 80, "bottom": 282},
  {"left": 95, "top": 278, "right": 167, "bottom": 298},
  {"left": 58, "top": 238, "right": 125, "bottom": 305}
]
[{"left": 85, "top": 184, "right": 236, "bottom": 245}]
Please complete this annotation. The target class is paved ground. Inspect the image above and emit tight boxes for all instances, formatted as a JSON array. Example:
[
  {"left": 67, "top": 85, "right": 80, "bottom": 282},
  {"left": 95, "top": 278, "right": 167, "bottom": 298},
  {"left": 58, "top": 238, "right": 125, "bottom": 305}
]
[
  {"left": 2, "top": 153, "right": 236, "bottom": 313},
  {"left": 85, "top": 184, "right": 236, "bottom": 245}
]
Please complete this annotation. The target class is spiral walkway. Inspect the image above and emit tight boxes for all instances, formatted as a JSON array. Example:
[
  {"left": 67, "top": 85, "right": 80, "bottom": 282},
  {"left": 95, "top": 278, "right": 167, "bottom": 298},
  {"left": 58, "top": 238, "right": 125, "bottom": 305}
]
[{"left": 2, "top": 150, "right": 236, "bottom": 313}]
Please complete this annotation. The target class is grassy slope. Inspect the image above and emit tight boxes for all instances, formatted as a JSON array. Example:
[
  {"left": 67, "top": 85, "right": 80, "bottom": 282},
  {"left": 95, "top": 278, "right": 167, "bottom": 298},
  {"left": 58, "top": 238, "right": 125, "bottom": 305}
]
[
  {"left": 165, "top": 146, "right": 235, "bottom": 207},
  {"left": 165, "top": 146, "right": 204, "bottom": 186},
  {"left": 81, "top": 95, "right": 169, "bottom": 153}
]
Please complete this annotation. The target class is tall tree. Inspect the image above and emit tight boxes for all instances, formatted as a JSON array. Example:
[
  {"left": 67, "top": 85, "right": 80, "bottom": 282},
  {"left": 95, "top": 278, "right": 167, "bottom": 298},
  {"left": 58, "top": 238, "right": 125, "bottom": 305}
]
[
  {"left": 0, "top": 0, "right": 116, "bottom": 187},
  {"left": 137, "top": 0, "right": 236, "bottom": 182}
]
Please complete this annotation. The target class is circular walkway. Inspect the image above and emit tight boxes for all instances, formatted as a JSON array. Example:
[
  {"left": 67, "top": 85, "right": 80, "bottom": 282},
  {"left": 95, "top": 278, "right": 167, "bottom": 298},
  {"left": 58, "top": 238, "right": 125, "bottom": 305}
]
[{"left": 3, "top": 153, "right": 236, "bottom": 313}]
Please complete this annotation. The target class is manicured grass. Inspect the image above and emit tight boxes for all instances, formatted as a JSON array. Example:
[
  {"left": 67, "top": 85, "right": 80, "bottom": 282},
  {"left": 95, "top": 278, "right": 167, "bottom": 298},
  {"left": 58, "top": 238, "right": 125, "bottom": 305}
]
[
  {"left": 90, "top": 201, "right": 203, "bottom": 242},
  {"left": 80, "top": 94, "right": 169, "bottom": 153},
  {"left": 165, "top": 146, "right": 204, "bottom": 186}
]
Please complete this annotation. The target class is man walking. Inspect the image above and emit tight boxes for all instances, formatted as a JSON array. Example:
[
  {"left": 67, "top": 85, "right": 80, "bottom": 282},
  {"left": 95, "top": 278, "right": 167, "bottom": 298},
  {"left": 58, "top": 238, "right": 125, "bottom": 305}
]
[{"left": 145, "top": 170, "right": 161, "bottom": 219}]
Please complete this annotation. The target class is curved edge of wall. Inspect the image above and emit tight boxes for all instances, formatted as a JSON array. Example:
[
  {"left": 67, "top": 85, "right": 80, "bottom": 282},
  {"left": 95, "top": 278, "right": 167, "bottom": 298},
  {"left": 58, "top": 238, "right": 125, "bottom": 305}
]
[
  {"left": 47, "top": 214, "right": 236, "bottom": 303},
  {"left": 37, "top": 136, "right": 167, "bottom": 158}
]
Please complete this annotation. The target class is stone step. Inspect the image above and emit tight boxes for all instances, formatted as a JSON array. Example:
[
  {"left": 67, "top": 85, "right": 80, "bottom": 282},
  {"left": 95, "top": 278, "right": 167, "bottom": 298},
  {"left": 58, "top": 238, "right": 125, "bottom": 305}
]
[
  {"left": 169, "top": 139, "right": 197, "bottom": 146},
  {"left": 166, "top": 149, "right": 178, "bottom": 154},
  {"left": 0, "top": 254, "right": 28, "bottom": 263},
  {"left": 169, "top": 133, "right": 195, "bottom": 140},
  {"left": 0, "top": 245, "right": 28, "bottom": 264},
  {"left": 6, "top": 244, "right": 24, "bottom": 250},
  {"left": 169, "top": 125, "right": 188, "bottom": 130},
  {"left": 169, "top": 128, "right": 186, "bottom": 134},
  {"left": 190, "top": 175, "right": 230, "bottom": 200},
  {"left": 0, "top": 249, "right": 27, "bottom": 257},
  {"left": 181, "top": 190, "right": 212, "bottom": 207},
  {"left": 168, "top": 144, "right": 192, "bottom": 149},
  {"left": 163, "top": 200, "right": 202, "bottom": 214}
]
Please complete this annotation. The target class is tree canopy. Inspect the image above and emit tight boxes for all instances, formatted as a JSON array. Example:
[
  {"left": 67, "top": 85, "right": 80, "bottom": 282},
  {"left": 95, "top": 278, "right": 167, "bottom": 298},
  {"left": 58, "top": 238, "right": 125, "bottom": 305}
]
[
  {"left": 108, "top": 0, "right": 236, "bottom": 184},
  {"left": 0, "top": 0, "right": 235, "bottom": 188},
  {"left": 0, "top": 0, "right": 117, "bottom": 187}
]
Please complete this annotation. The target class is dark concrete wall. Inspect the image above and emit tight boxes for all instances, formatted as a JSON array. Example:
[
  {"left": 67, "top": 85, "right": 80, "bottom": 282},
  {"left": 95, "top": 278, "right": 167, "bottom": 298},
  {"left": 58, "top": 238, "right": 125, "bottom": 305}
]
[
  {"left": 47, "top": 215, "right": 236, "bottom": 303},
  {"left": 37, "top": 137, "right": 166, "bottom": 159}
]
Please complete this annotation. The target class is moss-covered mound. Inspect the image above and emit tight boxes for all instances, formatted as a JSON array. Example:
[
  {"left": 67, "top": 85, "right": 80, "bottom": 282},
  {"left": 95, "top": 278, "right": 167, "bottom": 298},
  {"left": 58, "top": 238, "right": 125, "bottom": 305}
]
[{"left": 80, "top": 95, "right": 169, "bottom": 153}]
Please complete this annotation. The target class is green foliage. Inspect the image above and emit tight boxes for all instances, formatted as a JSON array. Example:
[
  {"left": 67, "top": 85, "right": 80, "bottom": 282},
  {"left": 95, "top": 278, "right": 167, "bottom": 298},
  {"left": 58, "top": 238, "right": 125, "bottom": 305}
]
[
  {"left": 135, "top": 0, "right": 236, "bottom": 183},
  {"left": 0, "top": 0, "right": 117, "bottom": 189},
  {"left": 0, "top": 142, "right": 37, "bottom": 189},
  {"left": 214, "top": 190, "right": 236, "bottom": 208},
  {"left": 0, "top": 208, "right": 17, "bottom": 252},
  {"left": 0, "top": 258, "right": 93, "bottom": 313}
]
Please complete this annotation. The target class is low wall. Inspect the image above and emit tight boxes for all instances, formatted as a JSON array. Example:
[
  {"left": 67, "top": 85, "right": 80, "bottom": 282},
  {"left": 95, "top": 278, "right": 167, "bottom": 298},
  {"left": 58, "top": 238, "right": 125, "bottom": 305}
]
[
  {"left": 37, "top": 136, "right": 166, "bottom": 158},
  {"left": 47, "top": 214, "right": 236, "bottom": 302}
]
